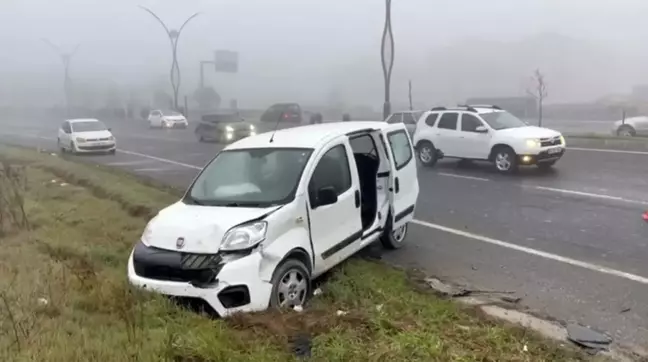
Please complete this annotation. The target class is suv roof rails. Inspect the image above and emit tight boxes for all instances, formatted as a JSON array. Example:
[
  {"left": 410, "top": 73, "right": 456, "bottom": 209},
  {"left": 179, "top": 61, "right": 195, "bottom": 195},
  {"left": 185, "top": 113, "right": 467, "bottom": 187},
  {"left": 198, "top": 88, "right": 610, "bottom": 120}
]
[
  {"left": 431, "top": 105, "right": 480, "bottom": 112},
  {"left": 430, "top": 106, "right": 446, "bottom": 111},
  {"left": 461, "top": 104, "right": 502, "bottom": 110}
]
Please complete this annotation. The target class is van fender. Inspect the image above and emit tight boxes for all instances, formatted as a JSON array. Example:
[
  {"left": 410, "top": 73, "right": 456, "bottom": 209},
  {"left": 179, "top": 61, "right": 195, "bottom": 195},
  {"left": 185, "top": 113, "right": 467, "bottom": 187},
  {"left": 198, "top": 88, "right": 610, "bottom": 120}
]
[{"left": 257, "top": 227, "right": 312, "bottom": 283}]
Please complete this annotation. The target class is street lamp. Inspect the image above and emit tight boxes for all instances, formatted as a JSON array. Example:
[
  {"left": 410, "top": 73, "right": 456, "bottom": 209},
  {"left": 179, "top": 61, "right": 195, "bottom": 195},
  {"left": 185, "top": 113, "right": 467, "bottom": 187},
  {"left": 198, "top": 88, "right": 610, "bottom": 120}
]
[
  {"left": 381, "top": 0, "right": 395, "bottom": 120},
  {"left": 139, "top": 6, "right": 201, "bottom": 111},
  {"left": 42, "top": 39, "right": 80, "bottom": 117}
]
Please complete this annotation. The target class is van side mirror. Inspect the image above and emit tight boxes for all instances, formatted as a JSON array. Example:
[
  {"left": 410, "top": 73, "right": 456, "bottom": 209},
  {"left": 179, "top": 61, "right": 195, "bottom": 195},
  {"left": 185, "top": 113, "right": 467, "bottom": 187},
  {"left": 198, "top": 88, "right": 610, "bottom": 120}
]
[
  {"left": 314, "top": 186, "right": 337, "bottom": 208},
  {"left": 475, "top": 126, "right": 488, "bottom": 133}
]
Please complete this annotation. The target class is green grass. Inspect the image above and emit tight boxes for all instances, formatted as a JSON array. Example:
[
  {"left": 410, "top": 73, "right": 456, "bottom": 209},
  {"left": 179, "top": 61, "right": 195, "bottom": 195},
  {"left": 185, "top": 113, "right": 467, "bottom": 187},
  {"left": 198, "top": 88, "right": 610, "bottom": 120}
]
[{"left": 0, "top": 145, "right": 599, "bottom": 361}]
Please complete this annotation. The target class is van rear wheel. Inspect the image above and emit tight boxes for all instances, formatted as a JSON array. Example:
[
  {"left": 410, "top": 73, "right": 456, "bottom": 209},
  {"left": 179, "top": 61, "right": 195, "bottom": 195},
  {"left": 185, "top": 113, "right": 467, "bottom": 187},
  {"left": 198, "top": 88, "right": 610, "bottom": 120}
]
[{"left": 380, "top": 213, "right": 408, "bottom": 250}]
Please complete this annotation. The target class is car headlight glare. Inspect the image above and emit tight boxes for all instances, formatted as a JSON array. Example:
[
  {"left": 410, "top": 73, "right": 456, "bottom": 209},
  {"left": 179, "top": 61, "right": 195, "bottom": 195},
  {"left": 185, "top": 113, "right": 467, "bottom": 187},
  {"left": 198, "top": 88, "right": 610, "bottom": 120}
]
[
  {"left": 220, "top": 221, "right": 267, "bottom": 251},
  {"left": 249, "top": 124, "right": 255, "bottom": 131},
  {"left": 76, "top": 137, "right": 86, "bottom": 143},
  {"left": 225, "top": 126, "right": 234, "bottom": 132},
  {"left": 559, "top": 135, "right": 565, "bottom": 145},
  {"left": 525, "top": 139, "right": 540, "bottom": 148}
]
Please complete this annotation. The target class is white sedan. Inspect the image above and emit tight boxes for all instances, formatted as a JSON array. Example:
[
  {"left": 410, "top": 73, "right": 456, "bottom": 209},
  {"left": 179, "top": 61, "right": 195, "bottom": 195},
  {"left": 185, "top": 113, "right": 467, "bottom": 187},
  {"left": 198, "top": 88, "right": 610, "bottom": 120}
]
[
  {"left": 148, "top": 109, "right": 189, "bottom": 129},
  {"left": 57, "top": 118, "right": 116, "bottom": 154}
]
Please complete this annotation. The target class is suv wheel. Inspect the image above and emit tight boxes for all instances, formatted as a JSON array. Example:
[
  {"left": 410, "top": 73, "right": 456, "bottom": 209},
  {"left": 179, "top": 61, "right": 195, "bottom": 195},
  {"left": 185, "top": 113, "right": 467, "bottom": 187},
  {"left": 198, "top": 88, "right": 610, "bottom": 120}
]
[
  {"left": 417, "top": 141, "right": 438, "bottom": 167},
  {"left": 617, "top": 125, "right": 636, "bottom": 137},
  {"left": 492, "top": 146, "right": 518, "bottom": 174}
]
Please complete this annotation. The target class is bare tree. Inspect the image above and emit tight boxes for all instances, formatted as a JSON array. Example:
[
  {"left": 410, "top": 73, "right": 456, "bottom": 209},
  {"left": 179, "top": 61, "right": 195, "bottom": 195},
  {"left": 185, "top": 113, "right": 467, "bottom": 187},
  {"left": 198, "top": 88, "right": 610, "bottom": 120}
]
[{"left": 526, "top": 69, "right": 548, "bottom": 127}]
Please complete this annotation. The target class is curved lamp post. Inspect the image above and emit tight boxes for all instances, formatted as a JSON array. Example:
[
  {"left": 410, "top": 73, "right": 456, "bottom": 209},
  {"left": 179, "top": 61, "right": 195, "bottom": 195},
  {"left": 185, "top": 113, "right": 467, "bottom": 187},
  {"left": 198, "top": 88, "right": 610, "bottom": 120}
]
[
  {"left": 139, "top": 6, "right": 201, "bottom": 111},
  {"left": 42, "top": 39, "right": 80, "bottom": 117},
  {"left": 381, "top": 0, "right": 395, "bottom": 120}
]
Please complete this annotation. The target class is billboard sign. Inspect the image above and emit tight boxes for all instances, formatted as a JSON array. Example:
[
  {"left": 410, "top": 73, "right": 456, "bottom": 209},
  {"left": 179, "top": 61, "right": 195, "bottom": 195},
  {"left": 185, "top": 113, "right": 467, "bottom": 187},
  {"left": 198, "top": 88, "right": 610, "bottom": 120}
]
[{"left": 214, "top": 50, "right": 238, "bottom": 73}]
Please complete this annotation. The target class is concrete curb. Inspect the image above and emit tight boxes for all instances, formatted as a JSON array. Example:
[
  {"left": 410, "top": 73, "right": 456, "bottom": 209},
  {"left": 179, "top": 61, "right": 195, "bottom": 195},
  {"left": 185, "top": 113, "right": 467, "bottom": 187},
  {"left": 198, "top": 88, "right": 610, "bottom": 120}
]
[{"left": 425, "top": 277, "right": 646, "bottom": 361}]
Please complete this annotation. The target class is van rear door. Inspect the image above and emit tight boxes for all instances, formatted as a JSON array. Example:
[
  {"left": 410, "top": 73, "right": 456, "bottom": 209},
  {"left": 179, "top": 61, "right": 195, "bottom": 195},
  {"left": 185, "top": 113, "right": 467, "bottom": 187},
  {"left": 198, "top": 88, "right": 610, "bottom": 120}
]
[{"left": 380, "top": 124, "right": 419, "bottom": 229}]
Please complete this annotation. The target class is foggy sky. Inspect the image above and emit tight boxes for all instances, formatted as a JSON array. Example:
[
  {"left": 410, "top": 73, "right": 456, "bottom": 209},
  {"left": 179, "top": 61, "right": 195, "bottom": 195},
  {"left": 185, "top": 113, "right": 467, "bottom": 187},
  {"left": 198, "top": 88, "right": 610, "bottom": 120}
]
[{"left": 3, "top": 0, "right": 648, "bottom": 109}]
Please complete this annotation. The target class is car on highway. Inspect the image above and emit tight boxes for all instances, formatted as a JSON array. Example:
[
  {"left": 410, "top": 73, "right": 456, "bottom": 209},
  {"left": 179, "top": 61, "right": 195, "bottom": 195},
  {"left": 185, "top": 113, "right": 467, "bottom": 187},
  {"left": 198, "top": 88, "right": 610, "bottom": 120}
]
[
  {"left": 57, "top": 118, "right": 116, "bottom": 155},
  {"left": 195, "top": 112, "right": 257, "bottom": 143},
  {"left": 148, "top": 109, "right": 189, "bottom": 129},
  {"left": 385, "top": 110, "right": 424, "bottom": 137},
  {"left": 413, "top": 105, "right": 566, "bottom": 174},
  {"left": 128, "top": 121, "right": 419, "bottom": 316},
  {"left": 612, "top": 116, "right": 648, "bottom": 137}
]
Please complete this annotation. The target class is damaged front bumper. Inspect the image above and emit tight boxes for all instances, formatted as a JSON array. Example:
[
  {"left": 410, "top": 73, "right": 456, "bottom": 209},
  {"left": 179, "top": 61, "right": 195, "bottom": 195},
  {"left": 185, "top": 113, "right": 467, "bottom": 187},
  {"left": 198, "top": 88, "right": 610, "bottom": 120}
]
[{"left": 127, "top": 241, "right": 273, "bottom": 317}]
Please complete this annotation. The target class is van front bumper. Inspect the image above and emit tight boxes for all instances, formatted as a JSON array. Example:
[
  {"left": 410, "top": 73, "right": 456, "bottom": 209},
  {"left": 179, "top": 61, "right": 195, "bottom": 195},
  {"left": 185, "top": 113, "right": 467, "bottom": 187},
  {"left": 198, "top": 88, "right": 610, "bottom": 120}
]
[{"left": 127, "top": 241, "right": 273, "bottom": 317}]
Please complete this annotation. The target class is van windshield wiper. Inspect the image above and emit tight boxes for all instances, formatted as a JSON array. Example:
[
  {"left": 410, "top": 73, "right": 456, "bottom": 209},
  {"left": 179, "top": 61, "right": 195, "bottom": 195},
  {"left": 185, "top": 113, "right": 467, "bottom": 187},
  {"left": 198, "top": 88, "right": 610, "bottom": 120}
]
[{"left": 224, "top": 202, "right": 263, "bottom": 207}]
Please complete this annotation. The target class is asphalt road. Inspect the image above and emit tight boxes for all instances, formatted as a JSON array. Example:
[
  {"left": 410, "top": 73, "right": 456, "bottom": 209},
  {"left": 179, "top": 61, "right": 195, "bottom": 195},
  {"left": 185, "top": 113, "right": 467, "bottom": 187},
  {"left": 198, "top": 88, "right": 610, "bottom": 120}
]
[{"left": 2, "top": 118, "right": 648, "bottom": 353}]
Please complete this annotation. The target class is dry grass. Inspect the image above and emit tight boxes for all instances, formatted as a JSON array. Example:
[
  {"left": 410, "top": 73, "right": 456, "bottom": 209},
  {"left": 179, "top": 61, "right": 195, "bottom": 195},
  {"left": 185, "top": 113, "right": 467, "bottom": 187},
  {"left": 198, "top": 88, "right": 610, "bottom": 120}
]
[{"left": 0, "top": 145, "right": 601, "bottom": 362}]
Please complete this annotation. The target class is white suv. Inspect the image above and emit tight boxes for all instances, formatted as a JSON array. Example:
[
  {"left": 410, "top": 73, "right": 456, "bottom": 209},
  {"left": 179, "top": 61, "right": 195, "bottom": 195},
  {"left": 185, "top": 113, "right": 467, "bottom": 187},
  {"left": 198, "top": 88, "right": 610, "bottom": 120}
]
[{"left": 412, "top": 105, "right": 566, "bottom": 174}]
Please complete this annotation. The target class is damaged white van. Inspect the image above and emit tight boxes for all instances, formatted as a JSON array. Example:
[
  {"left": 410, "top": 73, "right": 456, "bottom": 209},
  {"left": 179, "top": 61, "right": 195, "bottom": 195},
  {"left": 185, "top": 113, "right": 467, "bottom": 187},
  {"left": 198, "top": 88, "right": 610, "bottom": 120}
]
[{"left": 127, "top": 122, "right": 419, "bottom": 316}]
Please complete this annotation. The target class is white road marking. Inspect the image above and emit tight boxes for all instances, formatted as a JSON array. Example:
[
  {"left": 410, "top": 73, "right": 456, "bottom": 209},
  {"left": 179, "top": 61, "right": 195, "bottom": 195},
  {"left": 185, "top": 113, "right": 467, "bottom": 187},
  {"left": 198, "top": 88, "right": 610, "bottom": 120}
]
[
  {"left": 568, "top": 147, "right": 648, "bottom": 155},
  {"left": 133, "top": 167, "right": 179, "bottom": 172},
  {"left": 438, "top": 172, "right": 489, "bottom": 182},
  {"left": 533, "top": 185, "right": 648, "bottom": 206},
  {"left": 116, "top": 149, "right": 202, "bottom": 170},
  {"left": 106, "top": 160, "right": 156, "bottom": 166},
  {"left": 411, "top": 219, "right": 648, "bottom": 285}
]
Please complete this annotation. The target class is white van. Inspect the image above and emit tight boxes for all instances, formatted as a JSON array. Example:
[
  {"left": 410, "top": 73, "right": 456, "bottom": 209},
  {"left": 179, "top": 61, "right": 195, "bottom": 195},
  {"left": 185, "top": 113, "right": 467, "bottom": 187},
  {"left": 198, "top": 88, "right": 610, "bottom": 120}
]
[{"left": 127, "top": 122, "right": 419, "bottom": 316}]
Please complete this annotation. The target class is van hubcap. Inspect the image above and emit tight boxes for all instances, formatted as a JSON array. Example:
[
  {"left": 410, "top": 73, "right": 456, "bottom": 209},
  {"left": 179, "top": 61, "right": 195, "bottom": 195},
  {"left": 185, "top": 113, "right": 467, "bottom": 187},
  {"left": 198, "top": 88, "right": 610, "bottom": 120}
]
[
  {"left": 495, "top": 153, "right": 511, "bottom": 171},
  {"left": 393, "top": 224, "right": 407, "bottom": 242},
  {"left": 277, "top": 270, "right": 307, "bottom": 307}
]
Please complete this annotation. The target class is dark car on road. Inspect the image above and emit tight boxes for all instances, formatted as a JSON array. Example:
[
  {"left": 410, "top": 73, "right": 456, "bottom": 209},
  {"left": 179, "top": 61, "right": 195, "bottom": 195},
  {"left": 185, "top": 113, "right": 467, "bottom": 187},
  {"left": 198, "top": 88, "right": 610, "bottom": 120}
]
[
  {"left": 260, "top": 103, "right": 304, "bottom": 124},
  {"left": 195, "top": 113, "right": 257, "bottom": 143}
]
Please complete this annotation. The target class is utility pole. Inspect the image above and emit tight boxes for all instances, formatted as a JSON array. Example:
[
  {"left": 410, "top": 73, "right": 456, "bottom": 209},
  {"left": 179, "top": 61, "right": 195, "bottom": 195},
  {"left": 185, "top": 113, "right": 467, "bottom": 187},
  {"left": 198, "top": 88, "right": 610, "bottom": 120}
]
[
  {"left": 408, "top": 79, "right": 413, "bottom": 111},
  {"left": 380, "top": 0, "right": 395, "bottom": 119},
  {"left": 139, "top": 6, "right": 201, "bottom": 111},
  {"left": 42, "top": 39, "right": 80, "bottom": 117}
]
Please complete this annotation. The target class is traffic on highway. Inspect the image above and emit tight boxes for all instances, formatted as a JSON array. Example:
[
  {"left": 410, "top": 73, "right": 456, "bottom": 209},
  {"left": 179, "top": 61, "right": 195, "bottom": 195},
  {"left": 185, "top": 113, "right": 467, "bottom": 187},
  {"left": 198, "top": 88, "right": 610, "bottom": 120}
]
[{"left": 1, "top": 112, "right": 647, "bottom": 354}]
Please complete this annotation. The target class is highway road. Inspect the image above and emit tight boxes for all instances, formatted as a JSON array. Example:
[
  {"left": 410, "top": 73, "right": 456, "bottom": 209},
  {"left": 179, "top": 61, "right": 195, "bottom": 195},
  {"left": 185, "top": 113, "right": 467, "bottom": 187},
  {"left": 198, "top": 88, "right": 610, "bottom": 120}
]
[{"left": 1, "top": 118, "right": 648, "bottom": 354}]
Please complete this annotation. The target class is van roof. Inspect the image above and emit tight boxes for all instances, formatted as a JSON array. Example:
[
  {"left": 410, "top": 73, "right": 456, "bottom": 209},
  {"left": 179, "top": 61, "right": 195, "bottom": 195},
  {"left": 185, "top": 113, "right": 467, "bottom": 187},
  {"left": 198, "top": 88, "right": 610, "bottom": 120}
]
[
  {"left": 66, "top": 118, "right": 100, "bottom": 123},
  {"left": 226, "top": 121, "right": 394, "bottom": 150}
]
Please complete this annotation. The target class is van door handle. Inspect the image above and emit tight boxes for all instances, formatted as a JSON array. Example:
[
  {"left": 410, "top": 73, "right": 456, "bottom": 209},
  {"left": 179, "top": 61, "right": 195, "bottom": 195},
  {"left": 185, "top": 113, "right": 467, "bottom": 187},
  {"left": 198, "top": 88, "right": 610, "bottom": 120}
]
[
  {"left": 354, "top": 190, "right": 360, "bottom": 208},
  {"left": 395, "top": 177, "right": 400, "bottom": 193}
]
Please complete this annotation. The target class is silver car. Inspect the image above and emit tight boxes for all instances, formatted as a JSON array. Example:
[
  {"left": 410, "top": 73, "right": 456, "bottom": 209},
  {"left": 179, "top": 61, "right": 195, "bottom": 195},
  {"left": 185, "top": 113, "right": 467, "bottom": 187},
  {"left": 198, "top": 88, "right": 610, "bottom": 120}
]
[{"left": 385, "top": 111, "right": 423, "bottom": 137}]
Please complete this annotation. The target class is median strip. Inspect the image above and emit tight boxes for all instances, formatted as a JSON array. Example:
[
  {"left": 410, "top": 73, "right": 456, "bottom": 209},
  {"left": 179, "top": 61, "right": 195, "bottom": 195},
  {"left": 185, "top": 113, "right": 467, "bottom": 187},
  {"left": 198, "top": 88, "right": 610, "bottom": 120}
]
[{"left": 0, "top": 144, "right": 598, "bottom": 361}]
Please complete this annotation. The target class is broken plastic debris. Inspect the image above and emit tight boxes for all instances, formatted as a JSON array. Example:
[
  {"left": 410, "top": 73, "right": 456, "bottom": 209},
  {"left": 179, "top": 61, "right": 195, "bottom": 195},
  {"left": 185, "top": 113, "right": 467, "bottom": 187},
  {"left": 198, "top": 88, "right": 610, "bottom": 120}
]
[
  {"left": 375, "top": 304, "right": 383, "bottom": 312},
  {"left": 293, "top": 305, "right": 303, "bottom": 313},
  {"left": 50, "top": 153, "right": 57, "bottom": 156},
  {"left": 336, "top": 310, "right": 348, "bottom": 316},
  {"left": 37, "top": 298, "right": 49, "bottom": 306},
  {"left": 313, "top": 288, "right": 322, "bottom": 296},
  {"left": 566, "top": 323, "right": 612, "bottom": 354},
  {"left": 60, "top": 183, "right": 68, "bottom": 187},
  {"left": 522, "top": 344, "right": 528, "bottom": 352},
  {"left": 50, "top": 179, "right": 57, "bottom": 183}
]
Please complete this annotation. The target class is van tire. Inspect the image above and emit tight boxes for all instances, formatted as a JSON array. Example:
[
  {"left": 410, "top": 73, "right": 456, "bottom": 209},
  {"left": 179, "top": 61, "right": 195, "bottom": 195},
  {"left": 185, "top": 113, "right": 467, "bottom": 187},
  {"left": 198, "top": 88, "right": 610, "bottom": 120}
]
[
  {"left": 268, "top": 259, "right": 311, "bottom": 309},
  {"left": 380, "top": 213, "right": 408, "bottom": 250}
]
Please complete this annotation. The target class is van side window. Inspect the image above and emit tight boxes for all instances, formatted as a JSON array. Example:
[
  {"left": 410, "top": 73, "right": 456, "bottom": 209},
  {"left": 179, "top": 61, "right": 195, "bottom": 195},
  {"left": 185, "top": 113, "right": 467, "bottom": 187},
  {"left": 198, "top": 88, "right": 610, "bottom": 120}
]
[
  {"left": 387, "top": 130, "right": 413, "bottom": 170},
  {"left": 308, "top": 145, "right": 352, "bottom": 204}
]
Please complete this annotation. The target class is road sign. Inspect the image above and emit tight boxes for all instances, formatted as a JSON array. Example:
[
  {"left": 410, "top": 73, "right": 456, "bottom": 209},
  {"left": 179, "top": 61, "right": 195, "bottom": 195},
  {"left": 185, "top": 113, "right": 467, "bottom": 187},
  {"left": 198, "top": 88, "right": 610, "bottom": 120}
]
[{"left": 214, "top": 50, "right": 238, "bottom": 73}]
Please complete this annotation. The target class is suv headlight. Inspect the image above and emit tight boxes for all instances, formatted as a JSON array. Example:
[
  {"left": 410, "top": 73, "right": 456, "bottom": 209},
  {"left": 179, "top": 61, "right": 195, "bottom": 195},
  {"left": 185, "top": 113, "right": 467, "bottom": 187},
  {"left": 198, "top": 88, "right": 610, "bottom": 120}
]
[
  {"left": 225, "top": 126, "right": 234, "bottom": 132},
  {"left": 76, "top": 137, "right": 86, "bottom": 143},
  {"left": 220, "top": 221, "right": 267, "bottom": 251},
  {"left": 249, "top": 124, "right": 255, "bottom": 131},
  {"left": 559, "top": 135, "right": 565, "bottom": 145},
  {"left": 525, "top": 139, "right": 540, "bottom": 148}
]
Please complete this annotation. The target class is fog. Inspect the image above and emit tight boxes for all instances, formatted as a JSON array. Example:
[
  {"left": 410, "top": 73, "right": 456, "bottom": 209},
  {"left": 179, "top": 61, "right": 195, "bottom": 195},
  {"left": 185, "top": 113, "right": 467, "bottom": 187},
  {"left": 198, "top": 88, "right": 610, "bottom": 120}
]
[{"left": 3, "top": 0, "right": 648, "bottom": 110}]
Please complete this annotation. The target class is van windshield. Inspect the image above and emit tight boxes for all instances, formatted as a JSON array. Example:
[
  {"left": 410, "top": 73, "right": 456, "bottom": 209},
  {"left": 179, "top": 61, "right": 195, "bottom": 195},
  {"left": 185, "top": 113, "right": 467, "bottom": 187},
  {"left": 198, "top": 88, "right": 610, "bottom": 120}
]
[{"left": 185, "top": 148, "right": 313, "bottom": 207}]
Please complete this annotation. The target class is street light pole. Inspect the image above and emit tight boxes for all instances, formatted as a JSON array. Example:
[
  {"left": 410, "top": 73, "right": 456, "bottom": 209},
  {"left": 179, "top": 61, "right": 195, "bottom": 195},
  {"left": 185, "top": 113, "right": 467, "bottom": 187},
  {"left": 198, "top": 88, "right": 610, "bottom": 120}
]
[
  {"left": 42, "top": 39, "right": 80, "bottom": 117},
  {"left": 139, "top": 6, "right": 201, "bottom": 111},
  {"left": 381, "top": 0, "right": 395, "bottom": 120}
]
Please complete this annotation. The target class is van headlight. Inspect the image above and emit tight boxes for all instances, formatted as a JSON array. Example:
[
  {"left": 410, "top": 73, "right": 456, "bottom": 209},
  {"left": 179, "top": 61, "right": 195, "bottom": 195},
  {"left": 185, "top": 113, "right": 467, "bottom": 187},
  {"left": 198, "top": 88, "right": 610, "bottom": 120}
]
[
  {"left": 76, "top": 137, "right": 86, "bottom": 143},
  {"left": 225, "top": 126, "right": 234, "bottom": 132},
  {"left": 140, "top": 222, "right": 154, "bottom": 246},
  {"left": 249, "top": 124, "right": 255, "bottom": 131},
  {"left": 525, "top": 139, "right": 540, "bottom": 148},
  {"left": 220, "top": 221, "right": 267, "bottom": 251}
]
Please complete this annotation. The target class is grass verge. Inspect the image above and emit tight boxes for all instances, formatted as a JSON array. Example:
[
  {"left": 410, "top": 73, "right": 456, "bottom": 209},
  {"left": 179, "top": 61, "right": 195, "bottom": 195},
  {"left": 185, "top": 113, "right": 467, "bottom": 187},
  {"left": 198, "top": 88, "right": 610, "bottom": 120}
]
[{"left": 0, "top": 145, "right": 600, "bottom": 362}]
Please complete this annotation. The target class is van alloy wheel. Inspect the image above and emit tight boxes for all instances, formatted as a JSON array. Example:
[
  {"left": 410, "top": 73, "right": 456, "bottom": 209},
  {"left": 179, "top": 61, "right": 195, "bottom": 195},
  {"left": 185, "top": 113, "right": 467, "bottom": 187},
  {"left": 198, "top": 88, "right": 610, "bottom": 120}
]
[
  {"left": 392, "top": 224, "right": 408, "bottom": 243},
  {"left": 276, "top": 269, "right": 308, "bottom": 308}
]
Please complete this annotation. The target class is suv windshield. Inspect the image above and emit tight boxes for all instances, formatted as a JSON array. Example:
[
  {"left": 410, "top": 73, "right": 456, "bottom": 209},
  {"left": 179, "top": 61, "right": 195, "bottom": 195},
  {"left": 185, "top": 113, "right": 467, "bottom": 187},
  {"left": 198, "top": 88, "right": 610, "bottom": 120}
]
[
  {"left": 71, "top": 121, "right": 107, "bottom": 132},
  {"left": 480, "top": 111, "right": 527, "bottom": 130},
  {"left": 202, "top": 114, "right": 242, "bottom": 123},
  {"left": 162, "top": 110, "right": 182, "bottom": 116},
  {"left": 186, "top": 148, "right": 313, "bottom": 207}
]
